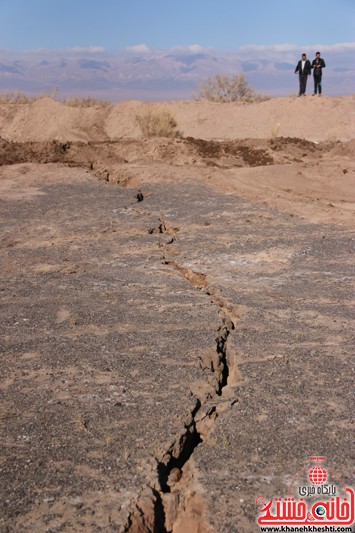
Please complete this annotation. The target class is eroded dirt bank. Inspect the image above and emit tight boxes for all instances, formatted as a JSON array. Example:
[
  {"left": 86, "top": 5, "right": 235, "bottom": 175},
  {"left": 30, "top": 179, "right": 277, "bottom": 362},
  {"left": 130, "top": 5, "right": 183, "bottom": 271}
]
[
  {"left": 0, "top": 132, "right": 354, "bottom": 532},
  {"left": 1, "top": 135, "right": 354, "bottom": 227}
]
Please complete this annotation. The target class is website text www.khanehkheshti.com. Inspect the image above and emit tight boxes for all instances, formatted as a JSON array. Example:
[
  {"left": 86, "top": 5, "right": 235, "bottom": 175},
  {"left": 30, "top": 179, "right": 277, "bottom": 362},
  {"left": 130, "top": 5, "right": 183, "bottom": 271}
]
[{"left": 260, "top": 526, "right": 353, "bottom": 532}]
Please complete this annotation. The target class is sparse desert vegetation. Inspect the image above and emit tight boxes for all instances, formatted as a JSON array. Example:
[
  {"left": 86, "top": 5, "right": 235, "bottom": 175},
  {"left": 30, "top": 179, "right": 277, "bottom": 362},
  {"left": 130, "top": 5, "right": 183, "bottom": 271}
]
[
  {"left": 62, "top": 96, "right": 111, "bottom": 108},
  {"left": 0, "top": 73, "right": 268, "bottom": 110},
  {"left": 0, "top": 90, "right": 41, "bottom": 104},
  {"left": 135, "top": 107, "right": 178, "bottom": 137},
  {"left": 195, "top": 73, "right": 269, "bottom": 102},
  {"left": 0, "top": 90, "right": 110, "bottom": 108}
]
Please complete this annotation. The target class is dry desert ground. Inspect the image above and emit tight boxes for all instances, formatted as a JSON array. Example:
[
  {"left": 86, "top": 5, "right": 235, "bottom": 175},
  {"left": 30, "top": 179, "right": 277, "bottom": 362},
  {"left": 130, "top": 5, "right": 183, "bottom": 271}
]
[{"left": 0, "top": 95, "right": 354, "bottom": 533}]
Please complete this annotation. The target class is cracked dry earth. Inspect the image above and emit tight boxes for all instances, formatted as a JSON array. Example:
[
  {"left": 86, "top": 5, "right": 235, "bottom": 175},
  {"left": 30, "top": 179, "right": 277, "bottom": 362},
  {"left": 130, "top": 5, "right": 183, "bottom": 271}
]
[{"left": 0, "top": 137, "right": 354, "bottom": 533}]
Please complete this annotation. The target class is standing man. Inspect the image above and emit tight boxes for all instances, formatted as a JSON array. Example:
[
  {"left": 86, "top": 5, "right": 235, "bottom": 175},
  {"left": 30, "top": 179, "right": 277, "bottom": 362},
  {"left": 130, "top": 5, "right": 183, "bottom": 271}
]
[
  {"left": 311, "top": 51, "right": 326, "bottom": 95},
  {"left": 294, "top": 53, "right": 312, "bottom": 96}
]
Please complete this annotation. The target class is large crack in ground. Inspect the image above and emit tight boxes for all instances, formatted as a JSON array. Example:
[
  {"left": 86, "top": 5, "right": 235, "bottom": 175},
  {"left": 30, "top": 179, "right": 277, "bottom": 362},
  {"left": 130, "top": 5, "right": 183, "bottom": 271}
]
[
  {"left": 0, "top": 126, "right": 353, "bottom": 533},
  {"left": 123, "top": 220, "right": 240, "bottom": 533},
  {"left": 0, "top": 138, "right": 244, "bottom": 533}
]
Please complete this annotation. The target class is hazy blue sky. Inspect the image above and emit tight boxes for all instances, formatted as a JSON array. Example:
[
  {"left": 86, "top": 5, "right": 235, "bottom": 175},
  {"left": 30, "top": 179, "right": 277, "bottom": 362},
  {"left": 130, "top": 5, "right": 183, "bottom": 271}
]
[{"left": 1, "top": 0, "right": 354, "bottom": 51}]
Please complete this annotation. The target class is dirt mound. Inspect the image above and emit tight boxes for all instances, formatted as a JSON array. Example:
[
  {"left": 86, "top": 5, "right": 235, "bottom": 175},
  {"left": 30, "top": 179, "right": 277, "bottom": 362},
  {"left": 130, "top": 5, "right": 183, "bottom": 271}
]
[
  {"left": 0, "top": 97, "right": 109, "bottom": 143},
  {"left": 268, "top": 136, "right": 319, "bottom": 152},
  {"left": 0, "top": 138, "right": 71, "bottom": 165},
  {"left": 0, "top": 136, "right": 325, "bottom": 179},
  {"left": 105, "top": 96, "right": 355, "bottom": 142},
  {"left": 185, "top": 137, "right": 275, "bottom": 166},
  {"left": 0, "top": 95, "right": 354, "bottom": 143}
]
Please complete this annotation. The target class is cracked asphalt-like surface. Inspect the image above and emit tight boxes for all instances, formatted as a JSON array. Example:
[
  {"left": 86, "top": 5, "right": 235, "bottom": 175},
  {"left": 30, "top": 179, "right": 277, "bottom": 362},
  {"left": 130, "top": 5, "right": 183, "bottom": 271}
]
[{"left": 0, "top": 162, "right": 354, "bottom": 532}]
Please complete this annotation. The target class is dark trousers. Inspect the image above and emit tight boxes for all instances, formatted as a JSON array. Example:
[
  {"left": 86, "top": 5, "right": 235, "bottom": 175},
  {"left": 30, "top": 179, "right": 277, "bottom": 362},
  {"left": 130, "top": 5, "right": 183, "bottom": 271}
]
[
  {"left": 314, "top": 75, "right": 322, "bottom": 94},
  {"left": 299, "top": 74, "right": 309, "bottom": 95}
]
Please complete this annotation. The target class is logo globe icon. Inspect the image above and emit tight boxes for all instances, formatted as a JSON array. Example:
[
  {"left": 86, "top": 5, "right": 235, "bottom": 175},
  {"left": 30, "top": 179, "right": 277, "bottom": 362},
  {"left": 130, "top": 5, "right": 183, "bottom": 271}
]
[
  {"left": 309, "top": 466, "right": 327, "bottom": 485},
  {"left": 315, "top": 505, "right": 326, "bottom": 517}
]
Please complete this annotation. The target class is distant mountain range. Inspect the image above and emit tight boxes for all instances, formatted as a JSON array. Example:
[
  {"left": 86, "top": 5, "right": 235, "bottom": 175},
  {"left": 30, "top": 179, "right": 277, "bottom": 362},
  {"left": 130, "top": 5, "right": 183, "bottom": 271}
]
[{"left": 0, "top": 44, "right": 354, "bottom": 100}]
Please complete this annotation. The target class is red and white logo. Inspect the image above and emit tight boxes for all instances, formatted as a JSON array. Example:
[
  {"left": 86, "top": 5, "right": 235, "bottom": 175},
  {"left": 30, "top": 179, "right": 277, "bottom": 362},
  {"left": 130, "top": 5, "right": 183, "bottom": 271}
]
[{"left": 256, "top": 456, "right": 355, "bottom": 529}]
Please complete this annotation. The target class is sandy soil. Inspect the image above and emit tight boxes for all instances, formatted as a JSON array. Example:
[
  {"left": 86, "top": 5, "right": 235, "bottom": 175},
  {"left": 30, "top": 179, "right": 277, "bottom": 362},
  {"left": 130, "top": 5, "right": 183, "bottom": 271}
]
[
  {"left": 0, "top": 95, "right": 354, "bottom": 143},
  {"left": 0, "top": 95, "right": 354, "bottom": 229},
  {"left": 0, "top": 135, "right": 354, "bottom": 229},
  {"left": 0, "top": 96, "right": 354, "bottom": 532}
]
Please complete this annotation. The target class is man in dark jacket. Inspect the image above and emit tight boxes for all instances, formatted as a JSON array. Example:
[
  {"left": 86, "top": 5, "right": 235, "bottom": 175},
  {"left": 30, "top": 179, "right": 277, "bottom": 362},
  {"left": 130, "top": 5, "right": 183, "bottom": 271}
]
[
  {"left": 311, "top": 51, "right": 326, "bottom": 95},
  {"left": 294, "top": 53, "right": 312, "bottom": 96}
]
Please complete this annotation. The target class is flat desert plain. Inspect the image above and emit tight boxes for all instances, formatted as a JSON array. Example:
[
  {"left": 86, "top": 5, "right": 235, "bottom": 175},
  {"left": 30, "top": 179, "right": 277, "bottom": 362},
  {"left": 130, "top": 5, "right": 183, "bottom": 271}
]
[{"left": 0, "top": 95, "right": 354, "bottom": 533}]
